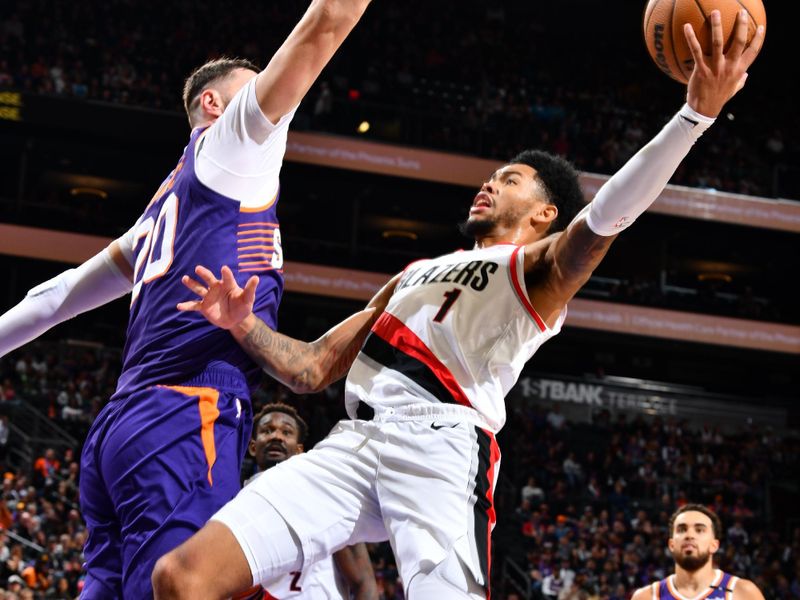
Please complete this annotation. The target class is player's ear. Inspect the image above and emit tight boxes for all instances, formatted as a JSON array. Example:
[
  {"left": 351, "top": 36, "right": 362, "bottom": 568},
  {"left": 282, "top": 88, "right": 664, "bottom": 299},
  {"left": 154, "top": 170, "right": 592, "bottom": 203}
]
[
  {"left": 248, "top": 439, "right": 257, "bottom": 457},
  {"left": 297, "top": 443, "right": 305, "bottom": 454},
  {"left": 530, "top": 202, "right": 558, "bottom": 228},
  {"left": 710, "top": 538, "right": 720, "bottom": 554},
  {"left": 199, "top": 88, "right": 225, "bottom": 119},
  {"left": 539, "top": 202, "right": 558, "bottom": 224}
]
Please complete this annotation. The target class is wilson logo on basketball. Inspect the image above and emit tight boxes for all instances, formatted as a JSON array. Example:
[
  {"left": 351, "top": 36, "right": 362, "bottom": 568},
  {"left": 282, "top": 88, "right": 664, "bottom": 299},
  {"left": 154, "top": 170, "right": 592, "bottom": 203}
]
[{"left": 652, "top": 24, "right": 671, "bottom": 76}]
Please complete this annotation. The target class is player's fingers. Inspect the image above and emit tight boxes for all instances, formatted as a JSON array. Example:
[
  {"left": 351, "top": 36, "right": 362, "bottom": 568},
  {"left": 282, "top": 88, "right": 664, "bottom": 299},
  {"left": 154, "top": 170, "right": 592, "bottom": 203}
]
[
  {"left": 684, "top": 23, "right": 705, "bottom": 69},
  {"left": 195, "top": 265, "right": 219, "bottom": 287},
  {"left": 181, "top": 275, "right": 207, "bottom": 297},
  {"left": 243, "top": 276, "right": 259, "bottom": 304},
  {"left": 740, "top": 24, "right": 766, "bottom": 67},
  {"left": 709, "top": 10, "right": 724, "bottom": 66},
  {"left": 177, "top": 300, "right": 201, "bottom": 312},
  {"left": 220, "top": 265, "right": 237, "bottom": 289},
  {"left": 726, "top": 10, "right": 748, "bottom": 58}
]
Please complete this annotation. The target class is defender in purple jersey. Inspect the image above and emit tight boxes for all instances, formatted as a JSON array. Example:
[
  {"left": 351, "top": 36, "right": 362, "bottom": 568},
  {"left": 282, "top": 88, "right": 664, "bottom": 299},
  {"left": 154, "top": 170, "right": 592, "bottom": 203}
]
[
  {"left": 0, "top": 0, "right": 375, "bottom": 597},
  {"left": 631, "top": 504, "right": 765, "bottom": 600}
]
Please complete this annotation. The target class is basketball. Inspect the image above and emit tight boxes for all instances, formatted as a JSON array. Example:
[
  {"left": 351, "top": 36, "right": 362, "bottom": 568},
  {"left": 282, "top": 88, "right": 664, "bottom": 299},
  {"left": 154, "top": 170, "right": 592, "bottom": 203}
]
[{"left": 643, "top": 0, "right": 766, "bottom": 84}]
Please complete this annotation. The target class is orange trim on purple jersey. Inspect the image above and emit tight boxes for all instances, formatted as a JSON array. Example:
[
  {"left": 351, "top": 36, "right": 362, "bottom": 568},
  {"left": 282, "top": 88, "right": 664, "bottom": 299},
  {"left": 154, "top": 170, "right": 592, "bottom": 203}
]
[
  {"left": 666, "top": 571, "right": 724, "bottom": 600},
  {"left": 238, "top": 253, "right": 273, "bottom": 260},
  {"left": 240, "top": 190, "right": 279, "bottom": 213},
  {"left": 143, "top": 195, "right": 180, "bottom": 285},
  {"left": 163, "top": 385, "right": 220, "bottom": 485},
  {"left": 238, "top": 244, "right": 275, "bottom": 252},
  {"left": 236, "top": 236, "right": 274, "bottom": 243},
  {"left": 240, "top": 267, "right": 283, "bottom": 273},
  {"left": 239, "top": 260, "right": 273, "bottom": 267},
  {"left": 725, "top": 576, "right": 738, "bottom": 600},
  {"left": 238, "top": 221, "right": 280, "bottom": 228},
  {"left": 237, "top": 229, "right": 275, "bottom": 236}
]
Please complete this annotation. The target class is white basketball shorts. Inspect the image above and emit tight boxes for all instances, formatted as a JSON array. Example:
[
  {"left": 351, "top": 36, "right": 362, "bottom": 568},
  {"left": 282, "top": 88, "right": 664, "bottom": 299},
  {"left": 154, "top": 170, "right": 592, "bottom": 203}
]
[{"left": 211, "top": 417, "right": 500, "bottom": 592}]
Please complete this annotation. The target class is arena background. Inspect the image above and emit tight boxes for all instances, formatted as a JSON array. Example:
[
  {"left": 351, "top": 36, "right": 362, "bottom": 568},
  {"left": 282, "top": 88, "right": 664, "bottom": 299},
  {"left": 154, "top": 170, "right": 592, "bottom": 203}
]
[{"left": 0, "top": 0, "right": 798, "bottom": 598}]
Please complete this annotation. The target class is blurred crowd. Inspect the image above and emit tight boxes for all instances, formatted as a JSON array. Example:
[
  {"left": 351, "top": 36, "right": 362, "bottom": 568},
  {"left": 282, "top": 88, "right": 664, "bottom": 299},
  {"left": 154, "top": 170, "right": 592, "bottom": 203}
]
[
  {"left": 496, "top": 404, "right": 800, "bottom": 599},
  {"left": 0, "top": 1, "right": 798, "bottom": 598},
  {"left": 1, "top": 1, "right": 797, "bottom": 199},
  {"left": 0, "top": 345, "right": 118, "bottom": 599},
  {"left": 580, "top": 278, "right": 785, "bottom": 324},
  {"left": 0, "top": 342, "right": 798, "bottom": 598}
]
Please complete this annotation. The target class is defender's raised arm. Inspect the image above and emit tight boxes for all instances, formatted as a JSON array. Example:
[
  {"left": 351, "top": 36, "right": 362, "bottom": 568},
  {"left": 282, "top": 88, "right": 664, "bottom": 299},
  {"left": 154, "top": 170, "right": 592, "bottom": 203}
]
[{"left": 255, "top": 0, "right": 373, "bottom": 124}]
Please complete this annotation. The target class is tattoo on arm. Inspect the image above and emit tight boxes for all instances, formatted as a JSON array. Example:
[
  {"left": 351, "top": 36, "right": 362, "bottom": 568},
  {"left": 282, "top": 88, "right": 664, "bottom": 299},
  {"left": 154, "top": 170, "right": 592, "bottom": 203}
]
[
  {"left": 559, "top": 220, "right": 616, "bottom": 277},
  {"left": 240, "top": 319, "right": 322, "bottom": 393},
  {"left": 235, "top": 276, "right": 398, "bottom": 395},
  {"left": 238, "top": 308, "right": 378, "bottom": 394},
  {"left": 539, "top": 219, "right": 617, "bottom": 302},
  {"left": 313, "top": 326, "right": 372, "bottom": 391}
]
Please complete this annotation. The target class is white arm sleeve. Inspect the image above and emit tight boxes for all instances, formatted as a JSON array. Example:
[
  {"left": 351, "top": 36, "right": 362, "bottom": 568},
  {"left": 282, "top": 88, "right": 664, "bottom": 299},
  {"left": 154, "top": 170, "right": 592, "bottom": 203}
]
[
  {"left": 585, "top": 103, "right": 715, "bottom": 236},
  {"left": 195, "top": 76, "right": 298, "bottom": 208},
  {"left": 0, "top": 248, "right": 133, "bottom": 357},
  {"left": 115, "top": 221, "right": 138, "bottom": 265}
]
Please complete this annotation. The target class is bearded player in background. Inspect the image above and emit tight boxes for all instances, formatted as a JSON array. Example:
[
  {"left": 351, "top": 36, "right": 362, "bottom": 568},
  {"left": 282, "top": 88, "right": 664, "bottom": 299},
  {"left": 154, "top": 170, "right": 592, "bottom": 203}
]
[
  {"left": 631, "top": 504, "right": 765, "bottom": 600},
  {"left": 236, "top": 403, "right": 378, "bottom": 600}
]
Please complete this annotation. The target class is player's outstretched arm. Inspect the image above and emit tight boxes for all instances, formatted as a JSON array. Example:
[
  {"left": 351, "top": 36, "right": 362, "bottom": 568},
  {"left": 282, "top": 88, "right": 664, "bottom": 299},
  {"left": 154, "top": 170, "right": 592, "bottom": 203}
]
[
  {"left": 528, "top": 9, "right": 764, "bottom": 311},
  {"left": 178, "top": 265, "right": 399, "bottom": 394},
  {"left": 333, "top": 543, "right": 379, "bottom": 600},
  {"left": 0, "top": 240, "right": 133, "bottom": 358},
  {"left": 255, "top": 0, "right": 373, "bottom": 123}
]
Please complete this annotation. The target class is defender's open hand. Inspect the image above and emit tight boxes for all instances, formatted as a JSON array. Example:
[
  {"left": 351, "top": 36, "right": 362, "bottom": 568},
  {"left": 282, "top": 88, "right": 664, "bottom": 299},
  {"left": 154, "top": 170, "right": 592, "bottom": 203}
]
[{"left": 178, "top": 265, "right": 258, "bottom": 331}]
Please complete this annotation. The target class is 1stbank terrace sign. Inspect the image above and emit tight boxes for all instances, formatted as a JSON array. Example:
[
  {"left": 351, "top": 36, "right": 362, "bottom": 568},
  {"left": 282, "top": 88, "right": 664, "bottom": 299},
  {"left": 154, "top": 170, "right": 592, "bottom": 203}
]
[{"left": 516, "top": 377, "right": 678, "bottom": 415}]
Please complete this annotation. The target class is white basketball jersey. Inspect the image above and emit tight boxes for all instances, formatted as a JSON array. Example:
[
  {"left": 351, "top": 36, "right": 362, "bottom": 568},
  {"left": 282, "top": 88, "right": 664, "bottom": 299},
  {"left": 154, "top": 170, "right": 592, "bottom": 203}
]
[
  {"left": 345, "top": 244, "right": 566, "bottom": 432},
  {"left": 263, "top": 557, "right": 347, "bottom": 599}
]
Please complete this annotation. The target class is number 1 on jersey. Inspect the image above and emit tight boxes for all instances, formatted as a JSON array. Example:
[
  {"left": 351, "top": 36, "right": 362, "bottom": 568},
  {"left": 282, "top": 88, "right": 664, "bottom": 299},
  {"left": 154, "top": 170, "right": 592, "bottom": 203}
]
[{"left": 433, "top": 288, "right": 461, "bottom": 322}]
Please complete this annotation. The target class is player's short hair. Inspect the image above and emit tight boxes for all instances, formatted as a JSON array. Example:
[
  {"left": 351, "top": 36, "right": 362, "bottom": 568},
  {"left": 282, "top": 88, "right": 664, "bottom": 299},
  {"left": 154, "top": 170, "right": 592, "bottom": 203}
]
[
  {"left": 668, "top": 503, "right": 722, "bottom": 539},
  {"left": 252, "top": 402, "right": 308, "bottom": 443},
  {"left": 507, "top": 150, "right": 586, "bottom": 234},
  {"left": 182, "top": 57, "right": 260, "bottom": 125}
]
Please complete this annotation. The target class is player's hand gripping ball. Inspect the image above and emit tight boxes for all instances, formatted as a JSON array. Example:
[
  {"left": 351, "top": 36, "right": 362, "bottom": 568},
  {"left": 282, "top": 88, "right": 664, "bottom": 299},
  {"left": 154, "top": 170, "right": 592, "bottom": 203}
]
[{"left": 644, "top": 0, "right": 766, "bottom": 83}]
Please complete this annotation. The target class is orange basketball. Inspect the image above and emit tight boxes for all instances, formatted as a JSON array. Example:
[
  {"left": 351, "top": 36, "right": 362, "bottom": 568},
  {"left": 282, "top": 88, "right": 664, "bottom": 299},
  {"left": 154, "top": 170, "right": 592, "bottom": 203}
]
[{"left": 643, "top": 0, "right": 766, "bottom": 84}]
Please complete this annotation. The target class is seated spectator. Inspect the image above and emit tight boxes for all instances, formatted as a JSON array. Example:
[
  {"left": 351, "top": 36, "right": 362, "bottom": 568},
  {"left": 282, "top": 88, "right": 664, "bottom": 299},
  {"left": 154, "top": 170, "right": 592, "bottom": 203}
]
[
  {"left": 0, "top": 414, "right": 9, "bottom": 462},
  {"left": 5, "top": 574, "right": 26, "bottom": 596},
  {"left": 542, "top": 569, "right": 566, "bottom": 599},
  {"left": 563, "top": 452, "right": 583, "bottom": 488},
  {"left": 21, "top": 554, "right": 52, "bottom": 593},
  {"left": 522, "top": 476, "right": 546, "bottom": 505},
  {"left": 728, "top": 519, "right": 749, "bottom": 547},
  {"left": 33, "top": 449, "right": 60, "bottom": 488},
  {"left": 547, "top": 405, "right": 566, "bottom": 430}
]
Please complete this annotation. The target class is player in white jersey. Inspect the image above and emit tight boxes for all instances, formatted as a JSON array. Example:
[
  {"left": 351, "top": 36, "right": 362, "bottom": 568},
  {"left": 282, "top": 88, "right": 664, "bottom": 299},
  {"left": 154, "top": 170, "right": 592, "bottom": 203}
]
[
  {"left": 153, "top": 10, "right": 764, "bottom": 600},
  {"left": 234, "top": 403, "right": 378, "bottom": 600}
]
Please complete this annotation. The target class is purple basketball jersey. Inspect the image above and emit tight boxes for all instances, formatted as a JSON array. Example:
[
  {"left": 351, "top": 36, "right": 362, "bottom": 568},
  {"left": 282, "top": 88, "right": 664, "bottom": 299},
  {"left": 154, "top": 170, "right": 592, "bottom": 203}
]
[
  {"left": 115, "top": 127, "right": 283, "bottom": 398},
  {"left": 654, "top": 570, "right": 738, "bottom": 600}
]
